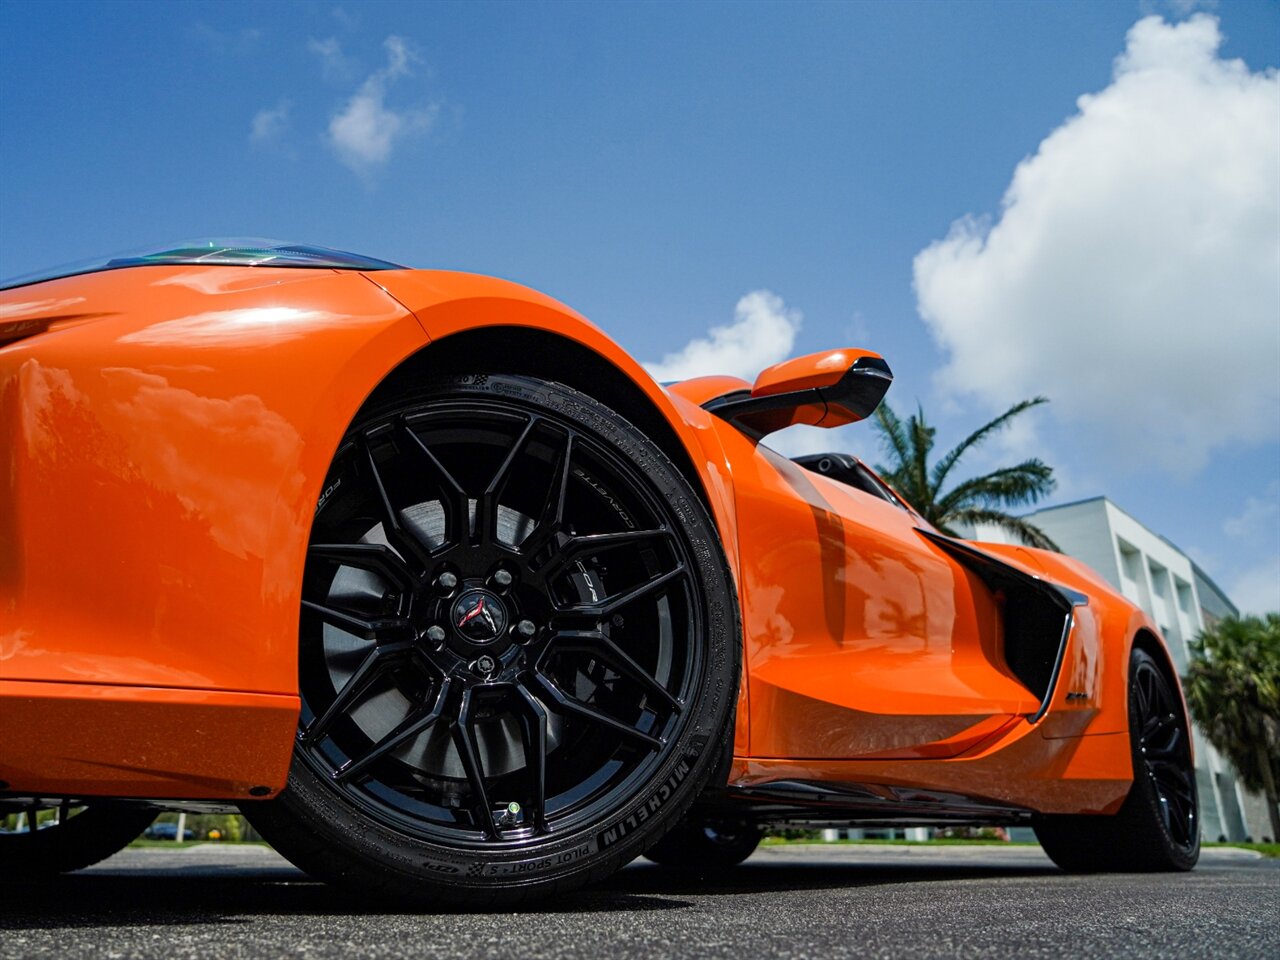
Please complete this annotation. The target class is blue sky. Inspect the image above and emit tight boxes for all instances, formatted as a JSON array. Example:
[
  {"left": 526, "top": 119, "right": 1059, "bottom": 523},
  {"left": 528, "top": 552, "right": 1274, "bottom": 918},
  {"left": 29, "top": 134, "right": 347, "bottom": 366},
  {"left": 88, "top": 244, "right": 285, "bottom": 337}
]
[{"left": 2, "top": 0, "right": 1277, "bottom": 612}]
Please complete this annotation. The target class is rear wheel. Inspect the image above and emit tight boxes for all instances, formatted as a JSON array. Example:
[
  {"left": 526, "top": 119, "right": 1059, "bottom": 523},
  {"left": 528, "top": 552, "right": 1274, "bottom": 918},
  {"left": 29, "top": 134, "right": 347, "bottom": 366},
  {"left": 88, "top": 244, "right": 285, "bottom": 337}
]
[
  {"left": 643, "top": 816, "right": 762, "bottom": 869},
  {"left": 246, "top": 375, "right": 739, "bottom": 905},
  {"left": 1035, "top": 647, "right": 1199, "bottom": 872},
  {"left": 0, "top": 802, "right": 155, "bottom": 877}
]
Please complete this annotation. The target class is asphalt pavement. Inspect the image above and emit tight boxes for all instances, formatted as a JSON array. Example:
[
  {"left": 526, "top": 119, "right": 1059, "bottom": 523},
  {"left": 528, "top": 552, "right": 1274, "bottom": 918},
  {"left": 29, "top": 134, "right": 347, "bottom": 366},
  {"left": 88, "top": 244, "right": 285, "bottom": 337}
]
[{"left": 1, "top": 842, "right": 1276, "bottom": 959}]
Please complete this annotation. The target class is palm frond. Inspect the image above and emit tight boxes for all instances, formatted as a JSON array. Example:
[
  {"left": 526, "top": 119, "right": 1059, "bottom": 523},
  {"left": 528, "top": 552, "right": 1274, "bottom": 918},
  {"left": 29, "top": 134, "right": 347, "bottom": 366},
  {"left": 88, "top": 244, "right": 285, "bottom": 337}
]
[
  {"left": 908, "top": 405, "right": 936, "bottom": 510},
  {"left": 948, "top": 508, "right": 1061, "bottom": 551},
  {"left": 936, "top": 460, "right": 1056, "bottom": 515},
  {"left": 870, "top": 395, "right": 1058, "bottom": 542},
  {"left": 873, "top": 403, "right": 912, "bottom": 474},
  {"left": 930, "top": 396, "right": 1048, "bottom": 493}
]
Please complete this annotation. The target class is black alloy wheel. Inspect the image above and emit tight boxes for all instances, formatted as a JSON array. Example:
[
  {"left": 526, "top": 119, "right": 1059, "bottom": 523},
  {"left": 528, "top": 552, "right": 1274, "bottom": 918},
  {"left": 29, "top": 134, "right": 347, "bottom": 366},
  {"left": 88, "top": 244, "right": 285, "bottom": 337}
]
[
  {"left": 0, "top": 801, "right": 156, "bottom": 877},
  {"left": 246, "top": 375, "right": 738, "bottom": 904},
  {"left": 1034, "top": 646, "right": 1199, "bottom": 872}
]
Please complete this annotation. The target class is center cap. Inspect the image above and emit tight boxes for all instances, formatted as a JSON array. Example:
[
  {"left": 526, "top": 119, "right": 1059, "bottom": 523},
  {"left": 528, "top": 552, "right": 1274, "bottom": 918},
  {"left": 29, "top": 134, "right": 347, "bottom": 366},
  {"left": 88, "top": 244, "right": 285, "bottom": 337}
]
[{"left": 451, "top": 589, "right": 508, "bottom": 645}]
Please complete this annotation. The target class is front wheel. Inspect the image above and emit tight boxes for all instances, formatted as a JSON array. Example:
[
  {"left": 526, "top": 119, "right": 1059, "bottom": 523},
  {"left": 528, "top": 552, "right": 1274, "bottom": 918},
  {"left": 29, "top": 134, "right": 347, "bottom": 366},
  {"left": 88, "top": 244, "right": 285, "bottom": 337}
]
[
  {"left": 246, "top": 375, "right": 740, "bottom": 906},
  {"left": 1035, "top": 647, "right": 1199, "bottom": 872}
]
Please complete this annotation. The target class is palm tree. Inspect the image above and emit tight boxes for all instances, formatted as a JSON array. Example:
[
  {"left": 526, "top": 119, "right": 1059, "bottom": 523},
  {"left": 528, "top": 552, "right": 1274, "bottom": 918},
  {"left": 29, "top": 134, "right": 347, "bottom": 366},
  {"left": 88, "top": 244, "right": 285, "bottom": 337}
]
[
  {"left": 1184, "top": 613, "right": 1280, "bottom": 842},
  {"left": 872, "top": 397, "right": 1059, "bottom": 550}
]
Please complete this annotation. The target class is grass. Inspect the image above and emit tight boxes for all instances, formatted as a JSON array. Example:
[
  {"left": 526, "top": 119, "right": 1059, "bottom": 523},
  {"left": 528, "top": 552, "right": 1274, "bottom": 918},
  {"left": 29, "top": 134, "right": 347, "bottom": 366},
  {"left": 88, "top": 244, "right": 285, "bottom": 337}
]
[
  {"left": 1209, "top": 842, "right": 1280, "bottom": 858},
  {"left": 127, "top": 838, "right": 270, "bottom": 849},
  {"left": 762, "top": 838, "right": 1280, "bottom": 857},
  {"left": 761, "top": 837, "right": 1038, "bottom": 847}
]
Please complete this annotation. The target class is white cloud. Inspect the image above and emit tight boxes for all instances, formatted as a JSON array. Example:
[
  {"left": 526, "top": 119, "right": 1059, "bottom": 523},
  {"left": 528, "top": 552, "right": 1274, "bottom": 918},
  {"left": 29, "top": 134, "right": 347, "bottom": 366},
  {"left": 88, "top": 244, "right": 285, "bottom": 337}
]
[
  {"left": 331, "top": 6, "right": 359, "bottom": 31},
  {"left": 914, "top": 15, "right": 1280, "bottom": 474},
  {"left": 308, "top": 36, "right": 353, "bottom": 80},
  {"left": 643, "top": 290, "right": 801, "bottom": 383},
  {"left": 249, "top": 100, "right": 290, "bottom": 144},
  {"left": 327, "top": 36, "right": 436, "bottom": 174},
  {"left": 1228, "top": 554, "right": 1280, "bottom": 616},
  {"left": 1223, "top": 481, "right": 1280, "bottom": 539}
]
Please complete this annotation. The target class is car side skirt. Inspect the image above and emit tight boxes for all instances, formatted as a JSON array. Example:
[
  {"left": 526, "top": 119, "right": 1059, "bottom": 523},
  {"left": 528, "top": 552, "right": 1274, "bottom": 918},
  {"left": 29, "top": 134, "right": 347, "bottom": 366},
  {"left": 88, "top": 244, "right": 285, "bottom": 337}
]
[
  {"left": 0, "top": 680, "right": 297, "bottom": 800},
  {"left": 726, "top": 714, "right": 1133, "bottom": 819}
]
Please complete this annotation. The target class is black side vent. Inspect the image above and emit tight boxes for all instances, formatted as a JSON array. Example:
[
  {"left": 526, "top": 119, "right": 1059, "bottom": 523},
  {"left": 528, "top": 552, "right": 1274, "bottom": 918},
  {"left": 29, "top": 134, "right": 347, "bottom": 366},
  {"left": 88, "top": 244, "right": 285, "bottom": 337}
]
[{"left": 918, "top": 531, "right": 1083, "bottom": 721}]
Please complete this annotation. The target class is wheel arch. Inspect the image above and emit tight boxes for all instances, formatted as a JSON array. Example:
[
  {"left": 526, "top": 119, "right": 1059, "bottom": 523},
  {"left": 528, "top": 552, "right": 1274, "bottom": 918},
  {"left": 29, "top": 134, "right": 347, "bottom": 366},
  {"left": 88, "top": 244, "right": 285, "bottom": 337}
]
[
  {"left": 1130, "top": 627, "right": 1178, "bottom": 685},
  {"left": 1127, "top": 624, "right": 1196, "bottom": 764},
  {"left": 360, "top": 326, "right": 710, "bottom": 517},
  {"left": 358, "top": 271, "right": 743, "bottom": 583}
]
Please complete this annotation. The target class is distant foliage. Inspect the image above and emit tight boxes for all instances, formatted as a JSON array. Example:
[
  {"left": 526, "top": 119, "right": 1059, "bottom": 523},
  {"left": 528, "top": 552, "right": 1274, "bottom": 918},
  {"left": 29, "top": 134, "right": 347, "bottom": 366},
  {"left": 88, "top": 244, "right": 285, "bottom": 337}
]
[{"left": 1184, "top": 614, "right": 1280, "bottom": 841}]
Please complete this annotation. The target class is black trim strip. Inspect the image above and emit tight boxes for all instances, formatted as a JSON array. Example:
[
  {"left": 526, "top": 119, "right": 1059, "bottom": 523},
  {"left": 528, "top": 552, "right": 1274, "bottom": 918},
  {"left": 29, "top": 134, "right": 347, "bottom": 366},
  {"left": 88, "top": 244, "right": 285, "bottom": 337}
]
[{"left": 704, "top": 779, "right": 1035, "bottom": 825}]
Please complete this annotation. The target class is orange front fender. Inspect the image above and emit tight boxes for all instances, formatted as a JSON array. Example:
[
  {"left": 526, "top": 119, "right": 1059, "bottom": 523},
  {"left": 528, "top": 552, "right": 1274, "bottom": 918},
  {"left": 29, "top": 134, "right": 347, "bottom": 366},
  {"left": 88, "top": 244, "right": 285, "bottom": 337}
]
[{"left": 0, "top": 265, "right": 746, "bottom": 798}]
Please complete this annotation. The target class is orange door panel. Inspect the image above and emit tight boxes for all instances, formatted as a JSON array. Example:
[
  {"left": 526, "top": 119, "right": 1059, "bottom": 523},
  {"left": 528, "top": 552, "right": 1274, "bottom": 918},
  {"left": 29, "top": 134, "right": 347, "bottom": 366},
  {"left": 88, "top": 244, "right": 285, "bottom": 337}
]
[{"left": 725, "top": 432, "right": 1038, "bottom": 759}]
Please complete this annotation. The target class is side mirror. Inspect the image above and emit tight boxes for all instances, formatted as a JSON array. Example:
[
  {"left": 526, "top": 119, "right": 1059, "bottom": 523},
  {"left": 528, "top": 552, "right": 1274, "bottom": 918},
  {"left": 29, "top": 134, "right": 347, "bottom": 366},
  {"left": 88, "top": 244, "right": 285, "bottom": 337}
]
[{"left": 704, "top": 348, "right": 892, "bottom": 438}]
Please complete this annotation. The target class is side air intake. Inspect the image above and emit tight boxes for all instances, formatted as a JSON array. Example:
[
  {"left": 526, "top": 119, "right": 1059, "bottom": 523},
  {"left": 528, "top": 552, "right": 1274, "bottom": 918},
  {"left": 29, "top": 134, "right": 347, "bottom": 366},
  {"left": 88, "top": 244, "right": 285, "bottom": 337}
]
[{"left": 918, "top": 531, "right": 1085, "bottom": 722}]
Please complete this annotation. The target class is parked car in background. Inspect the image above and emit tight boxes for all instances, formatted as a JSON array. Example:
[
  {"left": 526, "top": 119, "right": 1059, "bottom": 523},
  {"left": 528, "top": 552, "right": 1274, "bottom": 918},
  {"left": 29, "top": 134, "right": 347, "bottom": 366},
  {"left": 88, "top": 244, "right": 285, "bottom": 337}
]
[{"left": 144, "top": 822, "right": 194, "bottom": 841}]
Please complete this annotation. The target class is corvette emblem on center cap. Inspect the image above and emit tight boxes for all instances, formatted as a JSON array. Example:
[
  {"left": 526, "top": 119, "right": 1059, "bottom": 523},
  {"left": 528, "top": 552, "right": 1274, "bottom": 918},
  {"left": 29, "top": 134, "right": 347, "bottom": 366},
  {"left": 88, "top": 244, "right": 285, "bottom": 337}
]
[{"left": 452, "top": 590, "right": 507, "bottom": 644}]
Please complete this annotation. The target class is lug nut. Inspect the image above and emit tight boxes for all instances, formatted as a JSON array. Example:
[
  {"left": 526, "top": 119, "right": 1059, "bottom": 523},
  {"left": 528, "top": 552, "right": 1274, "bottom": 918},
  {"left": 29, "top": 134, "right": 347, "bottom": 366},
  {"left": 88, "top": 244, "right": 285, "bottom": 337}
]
[
  {"left": 475, "top": 654, "right": 497, "bottom": 675},
  {"left": 435, "top": 571, "right": 459, "bottom": 594},
  {"left": 515, "top": 619, "right": 537, "bottom": 640},
  {"left": 425, "top": 625, "right": 446, "bottom": 645},
  {"left": 491, "top": 569, "right": 514, "bottom": 590}
]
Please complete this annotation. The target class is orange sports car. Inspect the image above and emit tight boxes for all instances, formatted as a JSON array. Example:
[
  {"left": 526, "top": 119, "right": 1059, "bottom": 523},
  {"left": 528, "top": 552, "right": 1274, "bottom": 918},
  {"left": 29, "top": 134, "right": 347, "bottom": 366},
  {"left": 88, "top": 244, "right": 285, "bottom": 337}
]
[{"left": 0, "top": 241, "right": 1198, "bottom": 903}]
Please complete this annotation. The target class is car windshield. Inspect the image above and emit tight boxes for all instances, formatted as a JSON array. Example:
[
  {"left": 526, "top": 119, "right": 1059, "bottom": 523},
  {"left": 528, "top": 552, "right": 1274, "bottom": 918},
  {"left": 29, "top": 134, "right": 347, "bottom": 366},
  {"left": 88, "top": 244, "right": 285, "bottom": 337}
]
[{"left": 0, "top": 238, "right": 405, "bottom": 290}]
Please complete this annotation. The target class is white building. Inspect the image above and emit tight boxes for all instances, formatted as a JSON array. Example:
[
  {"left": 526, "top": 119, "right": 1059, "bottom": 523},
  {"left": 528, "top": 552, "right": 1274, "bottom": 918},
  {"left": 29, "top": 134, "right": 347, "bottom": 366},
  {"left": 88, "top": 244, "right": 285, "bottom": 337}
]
[{"left": 961, "top": 496, "right": 1270, "bottom": 843}]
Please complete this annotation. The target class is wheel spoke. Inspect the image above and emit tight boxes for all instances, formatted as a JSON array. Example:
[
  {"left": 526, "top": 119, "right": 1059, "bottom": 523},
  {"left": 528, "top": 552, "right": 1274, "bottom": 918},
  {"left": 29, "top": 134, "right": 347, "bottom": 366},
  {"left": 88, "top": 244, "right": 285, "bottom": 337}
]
[
  {"left": 362, "top": 439, "right": 434, "bottom": 568},
  {"left": 301, "top": 643, "right": 409, "bottom": 744},
  {"left": 334, "top": 678, "right": 454, "bottom": 783},
  {"left": 1141, "top": 709, "right": 1175, "bottom": 739},
  {"left": 452, "top": 688, "right": 499, "bottom": 837},
  {"left": 553, "top": 565, "right": 688, "bottom": 622},
  {"left": 546, "top": 630, "right": 682, "bottom": 713},
  {"left": 519, "top": 430, "right": 574, "bottom": 558},
  {"left": 1134, "top": 669, "right": 1152, "bottom": 719},
  {"left": 475, "top": 417, "right": 539, "bottom": 547},
  {"left": 1149, "top": 757, "right": 1193, "bottom": 790},
  {"left": 397, "top": 422, "right": 470, "bottom": 552},
  {"left": 1155, "top": 777, "right": 1194, "bottom": 840},
  {"left": 308, "top": 543, "right": 417, "bottom": 592},
  {"left": 300, "top": 600, "right": 412, "bottom": 641},
  {"left": 1163, "top": 776, "right": 1196, "bottom": 807},
  {"left": 531, "top": 671, "right": 664, "bottom": 750},
  {"left": 512, "top": 686, "right": 550, "bottom": 831},
  {"left": 1146, "top": 725, "right": 1185, "bottom": 761},
  {"left": 544, "top": 528, "right": 674, "bottom": 580}
]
